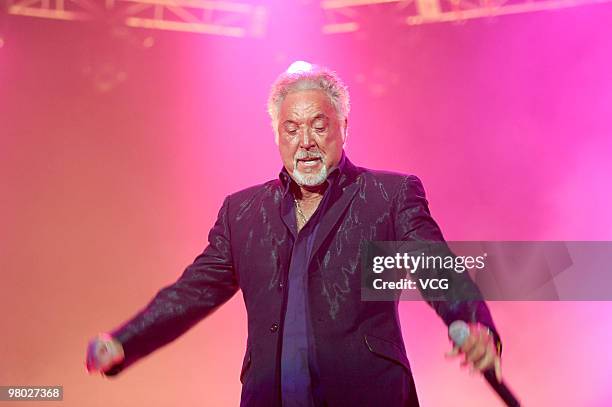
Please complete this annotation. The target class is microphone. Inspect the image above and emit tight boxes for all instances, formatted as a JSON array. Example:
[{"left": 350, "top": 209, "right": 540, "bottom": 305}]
[{"left": 449, "top": 321, "right": 521, "bottom": 407}]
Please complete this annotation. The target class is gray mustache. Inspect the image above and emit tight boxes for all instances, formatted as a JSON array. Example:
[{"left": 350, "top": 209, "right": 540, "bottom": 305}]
[{"left": 294, "top": 151, "right": 323, "bottom": 160}]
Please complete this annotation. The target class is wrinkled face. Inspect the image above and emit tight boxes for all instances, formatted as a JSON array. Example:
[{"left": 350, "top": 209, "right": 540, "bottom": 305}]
[{"left": 277, "top": 89, "right": 346, "bottom": 187}]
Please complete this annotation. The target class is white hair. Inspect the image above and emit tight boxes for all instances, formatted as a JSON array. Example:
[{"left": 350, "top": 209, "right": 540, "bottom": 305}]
[{"left": 267, "top": 64, "right": 350, "bottom": 144}]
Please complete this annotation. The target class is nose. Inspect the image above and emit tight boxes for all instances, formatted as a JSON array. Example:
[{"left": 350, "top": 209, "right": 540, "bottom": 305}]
[{"left": 299, "top": 128, "right": 316, "bottom": 149}]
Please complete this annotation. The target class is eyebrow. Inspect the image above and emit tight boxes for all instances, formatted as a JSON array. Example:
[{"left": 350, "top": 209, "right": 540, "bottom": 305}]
[{"left": 282, "top": 114, "right": 329, "bottom": 127}]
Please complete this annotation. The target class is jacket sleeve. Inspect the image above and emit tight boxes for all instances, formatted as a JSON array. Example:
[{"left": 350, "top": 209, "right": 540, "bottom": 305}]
[
  {"left": 393, "top": 175, "right": 502, "bottom": 355},
  {"left": 105, "top": 196, "right": 239, "bottom": 376}
]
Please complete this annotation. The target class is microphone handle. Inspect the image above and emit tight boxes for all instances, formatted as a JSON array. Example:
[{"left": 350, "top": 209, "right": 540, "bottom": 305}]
[{"left": 483, "top": 369, "right": 521, "bottom": 407}]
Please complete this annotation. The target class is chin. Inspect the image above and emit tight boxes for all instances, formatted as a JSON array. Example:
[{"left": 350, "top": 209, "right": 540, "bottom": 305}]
[{"left": 293, "top": 167, "right": 329, "bottom": 187}]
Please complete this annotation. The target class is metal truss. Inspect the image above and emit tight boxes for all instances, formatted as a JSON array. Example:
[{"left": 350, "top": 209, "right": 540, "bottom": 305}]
[
  {"left": 5, "top": 0, "right": 609, "bottom": 37},
  {"left": 5, "top": 0, "right": 268, "bottom": 37},
  {"left": 6, "top": 0, "right": 105, "bottom": 21},
  {"left": 321, "top": 0, "right": 612, "bottom": 33}
]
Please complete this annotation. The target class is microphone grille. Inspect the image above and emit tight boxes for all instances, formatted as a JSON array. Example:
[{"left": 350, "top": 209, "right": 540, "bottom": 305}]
[{"left": 449, "top": 320, "right": 470, "bottom": 347}]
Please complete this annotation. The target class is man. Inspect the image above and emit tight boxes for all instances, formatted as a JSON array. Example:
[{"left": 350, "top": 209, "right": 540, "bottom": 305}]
[{"left": 86, "top": 63, "right": 502, "bottom": 407}]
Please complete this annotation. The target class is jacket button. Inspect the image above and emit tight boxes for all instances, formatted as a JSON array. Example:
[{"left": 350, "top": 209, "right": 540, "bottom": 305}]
[{"left": 270, "top": 323, "right": 279, "bottom": 333}]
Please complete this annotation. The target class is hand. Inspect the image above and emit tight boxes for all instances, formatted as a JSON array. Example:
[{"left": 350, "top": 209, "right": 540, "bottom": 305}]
[
  {"left": 445, "top": 323, "right": 502, "bottom": 382},
  {"left": 85, "top": 333, "right": 125, "bottom": 376}
]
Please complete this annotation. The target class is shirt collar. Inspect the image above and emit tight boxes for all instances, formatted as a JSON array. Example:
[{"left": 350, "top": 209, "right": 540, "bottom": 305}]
[{"left": 278, "top": 151, "right": 347, "bottom": 196}]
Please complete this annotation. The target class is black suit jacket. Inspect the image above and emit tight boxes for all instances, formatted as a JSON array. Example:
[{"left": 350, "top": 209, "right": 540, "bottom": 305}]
[{"left": 107, "top": 156, "right": 499, "bottom": 407}]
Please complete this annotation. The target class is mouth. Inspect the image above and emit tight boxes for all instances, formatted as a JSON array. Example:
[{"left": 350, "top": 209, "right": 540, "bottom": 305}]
[
  {"left": 296, "top": 157, "right": 322, "bottom": 168},
  {"left": 295, "top": 157, "right": 323, "bottom": 173}
]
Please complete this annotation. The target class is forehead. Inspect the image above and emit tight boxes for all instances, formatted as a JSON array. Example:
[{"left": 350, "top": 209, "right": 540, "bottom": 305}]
[{"left": 279, "top": 89, "right": 336, "bottom": 121}]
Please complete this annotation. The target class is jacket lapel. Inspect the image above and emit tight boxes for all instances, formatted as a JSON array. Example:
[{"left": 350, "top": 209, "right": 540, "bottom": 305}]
[{"left": 308, "top": 158, "right": 361, "bottom": 267}]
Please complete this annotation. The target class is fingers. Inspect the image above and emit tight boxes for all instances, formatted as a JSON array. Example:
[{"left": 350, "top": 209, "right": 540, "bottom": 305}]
[
  {"left": 494, "top": 356, "right": 502, "bottom": 383},
  {"left": 446, "top": 323, "right": 502, "bottom": 378},
  {"left": 473, "top": 346, "right": 494, "bottom": 372},
  {"left": 86, "top": 334, "right": 123, "bottom": 375},
  {"left": 463, "top": 329, "right": 488, "bottom": 368},
  {"left": 86, "top": 339, "right": 99, "bottom": 373},
  {"left": 444, "top": 346, "right": 461, "bottom": 358}
]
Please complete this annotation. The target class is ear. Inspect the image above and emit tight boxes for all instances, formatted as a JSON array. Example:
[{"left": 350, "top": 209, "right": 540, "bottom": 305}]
[
  {"left": 342, "top": 118, "right": 349, "bottom": 144},
  {"left": 273, "top": 123, "right": 280, "bottom": 146}
]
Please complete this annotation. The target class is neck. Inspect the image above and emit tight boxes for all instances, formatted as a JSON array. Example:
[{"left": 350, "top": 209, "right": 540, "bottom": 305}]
[{"left": 294, "top": 183, "right": 327, "bottom": 202}]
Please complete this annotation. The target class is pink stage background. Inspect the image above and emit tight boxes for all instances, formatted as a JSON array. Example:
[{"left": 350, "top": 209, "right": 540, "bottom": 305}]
[{"left": 1, "top": 2, "right": 612, "bottom": 406}]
